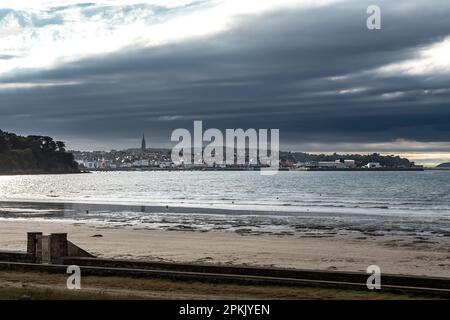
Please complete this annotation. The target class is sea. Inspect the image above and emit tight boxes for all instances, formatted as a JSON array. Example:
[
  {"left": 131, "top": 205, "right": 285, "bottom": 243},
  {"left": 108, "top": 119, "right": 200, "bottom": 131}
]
[{"left": 0, "top": 171, "right": 449, "bottom": 237}]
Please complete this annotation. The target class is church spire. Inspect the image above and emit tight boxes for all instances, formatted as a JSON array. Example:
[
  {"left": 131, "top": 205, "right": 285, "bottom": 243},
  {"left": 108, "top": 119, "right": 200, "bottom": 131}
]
[{"left": 141, "top": 133, "right": 146, "bottom": 153}]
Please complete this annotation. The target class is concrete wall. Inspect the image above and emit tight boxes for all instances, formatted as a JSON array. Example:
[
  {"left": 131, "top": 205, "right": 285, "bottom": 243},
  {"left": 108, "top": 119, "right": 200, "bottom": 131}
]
[
  {"left": 0, "top": 232, "right": 94, "bottom": 264},
  {"left": 68, "top": 241, "right": 95, "bottom": 259},
  {"left": 0, "top": 251, "right": 35, "bottom": 263},
  {"left": 49, "top": 233, "right": 68, "bottom": 264}
]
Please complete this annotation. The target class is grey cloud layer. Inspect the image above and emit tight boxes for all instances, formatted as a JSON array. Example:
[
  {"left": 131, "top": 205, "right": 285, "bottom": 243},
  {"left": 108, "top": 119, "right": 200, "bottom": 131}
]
[{"left": 1, "top": 0, "right": 450, "bottom": 150}]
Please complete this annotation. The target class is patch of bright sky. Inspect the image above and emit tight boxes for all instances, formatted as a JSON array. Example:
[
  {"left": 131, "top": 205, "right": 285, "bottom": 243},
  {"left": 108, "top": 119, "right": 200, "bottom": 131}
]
[
  {"left": 376, "top": 36, "right": 450, "bottom": 76},
  {"left": 0, "top": 0, "right": 340, "bottom": 78}
]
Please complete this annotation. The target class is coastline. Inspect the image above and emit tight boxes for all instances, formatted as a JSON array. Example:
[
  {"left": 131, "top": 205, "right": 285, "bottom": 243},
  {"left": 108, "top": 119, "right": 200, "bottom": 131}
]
[
  {"left": 84, "top": 167, "right": 424, "bottom": 172},
  {"left": 0, "top": 219, "right": 448, "bottom": 278},
  {"left": 0, "top": 171, "right": 86, "bottom": 176},
  {"left": 1, "top": 199, "right": 449, "bottom": 239}
]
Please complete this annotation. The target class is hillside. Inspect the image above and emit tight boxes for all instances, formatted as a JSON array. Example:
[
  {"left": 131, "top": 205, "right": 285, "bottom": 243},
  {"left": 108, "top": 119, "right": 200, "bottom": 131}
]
[
  {"left": 436, "top": 162, "right": 450, "bottom": 168},
  {"left": 280, "top": 152, "right": 415, "bottom": 168},
  {"left": 0, "top": 130, "right": 79, "bottom": 174}
]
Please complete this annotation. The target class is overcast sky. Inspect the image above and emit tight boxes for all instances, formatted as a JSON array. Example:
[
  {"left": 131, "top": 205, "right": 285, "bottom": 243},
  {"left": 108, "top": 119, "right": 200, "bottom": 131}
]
[{"left": 1, "top": 0, "right": 450, "bottom": 165}]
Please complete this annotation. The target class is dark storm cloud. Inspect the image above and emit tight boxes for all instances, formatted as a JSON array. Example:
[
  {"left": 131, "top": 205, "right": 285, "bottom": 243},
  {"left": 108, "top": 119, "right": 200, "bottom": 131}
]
[{"left": 1, "top": 0, "right": 450, "bottom": 150}]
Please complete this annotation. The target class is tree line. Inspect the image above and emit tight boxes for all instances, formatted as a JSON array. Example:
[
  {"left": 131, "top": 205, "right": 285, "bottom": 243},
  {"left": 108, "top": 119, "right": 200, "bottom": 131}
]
[
  {"left": 281, "top": 151, "right": 415, "bottom": 168},
  {"left": 0, "top": 130, "right": 79, "bottom": 174}
]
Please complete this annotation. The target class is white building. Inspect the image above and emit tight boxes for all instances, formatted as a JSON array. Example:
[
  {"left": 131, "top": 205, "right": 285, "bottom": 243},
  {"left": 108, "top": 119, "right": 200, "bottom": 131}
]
[
  {"left": 160, "top": 161, "right": 174, "bottom": 168},
  {"left": 132, "top": 159, "right": 150, "bottom": 167},
  {"left": 120, "top": 162, "right": 133, "bottom": 168},
  {"left": 318, "top": 160, "right": 346, "bottom": 169},
  {"left": 364, "top": 162, "right": 382, "bottom": 169},
  {"left": 83, "top": 160, "right": 98, "bottom": 169}
]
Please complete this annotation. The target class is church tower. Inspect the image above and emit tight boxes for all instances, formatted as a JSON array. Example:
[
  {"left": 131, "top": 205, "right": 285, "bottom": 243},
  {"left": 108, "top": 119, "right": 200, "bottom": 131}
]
[{"left": 141, "top": 133, "right": 146, "bottom": 153}]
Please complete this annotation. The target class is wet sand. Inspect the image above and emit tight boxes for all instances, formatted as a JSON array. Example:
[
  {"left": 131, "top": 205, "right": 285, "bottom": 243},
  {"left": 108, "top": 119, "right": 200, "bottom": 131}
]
[{"left": 0, "top": 219, "right": 449, "bottom": 277}]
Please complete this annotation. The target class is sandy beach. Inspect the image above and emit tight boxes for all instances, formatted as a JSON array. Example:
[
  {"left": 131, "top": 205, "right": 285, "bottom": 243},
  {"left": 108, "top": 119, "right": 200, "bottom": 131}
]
[{"left": 0, "top": 219, "right": 448, "bottom": 278}]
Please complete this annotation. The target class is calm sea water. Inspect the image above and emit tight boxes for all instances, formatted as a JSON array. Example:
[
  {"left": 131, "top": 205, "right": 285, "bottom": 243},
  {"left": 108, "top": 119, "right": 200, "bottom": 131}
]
[{"left": 0, "top": 171, "right": 449, "bottom": 237}]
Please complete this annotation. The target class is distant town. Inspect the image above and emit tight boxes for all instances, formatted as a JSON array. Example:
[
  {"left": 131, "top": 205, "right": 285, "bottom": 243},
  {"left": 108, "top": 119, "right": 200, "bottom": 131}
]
[{"left": 71, "top": 135, "right": 425, "bottom": 171}]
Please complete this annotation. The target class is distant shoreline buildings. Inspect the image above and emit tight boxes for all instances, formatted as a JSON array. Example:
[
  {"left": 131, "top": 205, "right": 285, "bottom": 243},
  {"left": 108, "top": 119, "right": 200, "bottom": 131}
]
[
  {"left": 74, "top": 134, "right": 174, "bottom": 170},
  {"left": 293, "top": 159, "right": 382, "bottom": 169},
  {"left": 72, "top": 135, "right": 424, "bottom": 171}
]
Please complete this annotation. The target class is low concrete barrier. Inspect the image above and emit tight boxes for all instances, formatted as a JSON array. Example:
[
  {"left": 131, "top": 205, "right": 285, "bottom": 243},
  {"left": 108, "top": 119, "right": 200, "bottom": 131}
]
[
  {"left": 0, "top": 260, "right": 449, "bottom": 298},
  {"left": 62, "top": 257, "right": 450, "bottom": 290},
  {"left": 0, "top": 251, "right": 35, "bottom": 263}
]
